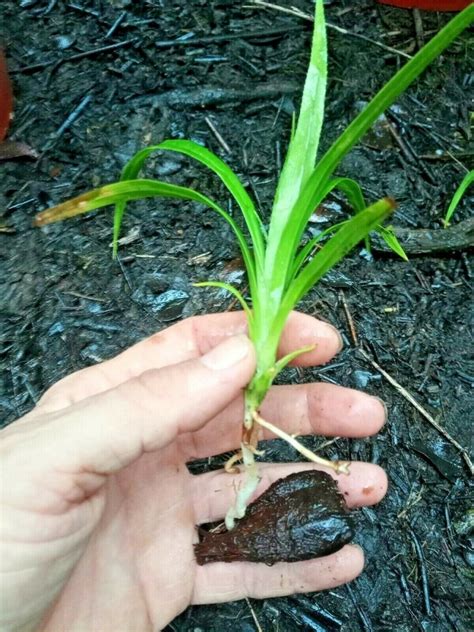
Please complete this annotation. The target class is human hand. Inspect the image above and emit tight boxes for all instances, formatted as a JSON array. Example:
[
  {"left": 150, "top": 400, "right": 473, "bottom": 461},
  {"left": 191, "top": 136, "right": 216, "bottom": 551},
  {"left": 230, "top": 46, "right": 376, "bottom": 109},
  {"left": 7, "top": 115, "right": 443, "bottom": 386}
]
[{"left": 0, "top": 312, "right": 387, "bottom": 632}]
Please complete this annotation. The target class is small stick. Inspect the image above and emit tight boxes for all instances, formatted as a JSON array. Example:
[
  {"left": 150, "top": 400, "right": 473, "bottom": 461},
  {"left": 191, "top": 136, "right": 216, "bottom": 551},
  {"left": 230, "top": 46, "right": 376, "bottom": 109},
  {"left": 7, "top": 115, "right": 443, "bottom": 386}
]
[
  {"left": 413, "top": 9, "right": 425, "bottom": 50},
  {"left": 248, "top": 0, "right": 412, "bottom": 60},
  {"left": 155, "top": 25, "right": 302, "bottom": 49},
  {"left": 116, "top": 254, "right": 133, "bottom": 291},
  {"left": 105, "top": 11, "right": 127, "bottom": 39},
  {"left": 36, "top": 95, "right": 92, "bottom": 161},
  {"left": 15, "top": 39, "right": 137, "bottom": 74},
  {"left": 339, "top": 290, "right": 358, "bottom": 346},
  {"left": 132, "top": 83, "right": 299, "bottom": 109},
  {"left": 358, "top": 348, "right": 473, "bottom": 475},
  {"left": 245, "top": 598, "right": 263, "bottom": 632},
  {"left": 55, "top": 95, "right": 93, "bottom": 139},
  {"left": 346, "top": 584, "right": 374, "bottom": 632},
  {"left": 385, "top": 116, "right": 436, "bottom": 184},
  {"left": 408, "top": 526, "right": 432, "bottom": 616},
  {"left": 253, "top": 411, "right": 350, "bottom": 474},
  {"left": 205, "top": 117, "right": 232, "bottom": 155},
  {"left": 226, "top": 283, "right": 249, "bottom": 313},
  {"left": 63, "top": 291, "right": 106, "bottom": 302}
]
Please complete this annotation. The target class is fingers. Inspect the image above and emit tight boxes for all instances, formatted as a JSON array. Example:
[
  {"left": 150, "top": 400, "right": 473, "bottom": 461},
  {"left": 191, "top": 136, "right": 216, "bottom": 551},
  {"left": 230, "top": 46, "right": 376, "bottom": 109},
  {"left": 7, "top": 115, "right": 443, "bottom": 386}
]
[
  {"left": 22, "top": 336, "right": 256, "bottom": 481},
  {"left": 261, "top": 383, "right": 386, "bottom": 438},
  {"left": 192, "top": 544, "right": 364, "bottom": 604},
  {"left": 178, "top": 383, "right": 386, "bottom": 460},
  {"left": 37, "top": 311, "right": 341, "bottom": 411},
  {"left": 193, "top": 462, "right": 388, "bottom": 524}
]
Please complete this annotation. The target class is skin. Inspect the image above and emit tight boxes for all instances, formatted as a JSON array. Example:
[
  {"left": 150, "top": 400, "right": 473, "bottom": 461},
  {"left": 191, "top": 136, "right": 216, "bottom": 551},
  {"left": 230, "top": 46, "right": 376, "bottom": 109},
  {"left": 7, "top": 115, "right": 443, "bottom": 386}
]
[{"left": 0, "top": 311, "right": 388, "bottom": 632}]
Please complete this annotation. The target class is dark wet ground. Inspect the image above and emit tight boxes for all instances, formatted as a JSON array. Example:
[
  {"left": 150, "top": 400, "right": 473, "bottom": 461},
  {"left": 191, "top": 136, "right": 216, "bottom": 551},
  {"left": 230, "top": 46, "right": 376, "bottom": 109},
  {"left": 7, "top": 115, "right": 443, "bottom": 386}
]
[{"left": 1, "top": 1, "right": 473, "bottom": 630}]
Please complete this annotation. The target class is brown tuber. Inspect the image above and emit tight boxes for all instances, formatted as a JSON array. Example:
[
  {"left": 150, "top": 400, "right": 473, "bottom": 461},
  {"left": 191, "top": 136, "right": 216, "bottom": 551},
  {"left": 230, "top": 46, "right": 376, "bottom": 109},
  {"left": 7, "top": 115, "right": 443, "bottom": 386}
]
[{"left": 195, "top": 470, "right": 355, "bottom": 565}]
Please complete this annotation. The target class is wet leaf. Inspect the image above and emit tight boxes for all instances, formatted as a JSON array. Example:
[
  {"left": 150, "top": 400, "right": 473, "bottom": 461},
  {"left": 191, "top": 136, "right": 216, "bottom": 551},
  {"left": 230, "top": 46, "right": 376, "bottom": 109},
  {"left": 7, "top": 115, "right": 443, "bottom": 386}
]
[{"left": 0, "top": 141, "right": 38, "bottom": 161}]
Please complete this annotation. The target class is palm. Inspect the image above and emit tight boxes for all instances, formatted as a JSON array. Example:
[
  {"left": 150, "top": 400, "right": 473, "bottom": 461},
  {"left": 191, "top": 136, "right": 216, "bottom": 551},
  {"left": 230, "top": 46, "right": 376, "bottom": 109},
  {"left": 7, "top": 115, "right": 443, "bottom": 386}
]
[
  {"left": 41, "top": 443, "right": 197, "bottom": 630},
  {"left": 2, "top": 313, "right": 387, "bottom": 632}
]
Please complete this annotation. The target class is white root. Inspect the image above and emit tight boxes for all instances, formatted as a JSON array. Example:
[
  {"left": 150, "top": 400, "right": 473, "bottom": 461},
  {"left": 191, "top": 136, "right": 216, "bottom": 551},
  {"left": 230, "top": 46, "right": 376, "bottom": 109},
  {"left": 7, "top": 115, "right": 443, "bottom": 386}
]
[
  {"left": 224, "top": 411, "right": 350, "bottom": 530},
  {"left": 253, "top": 411, "right": 350, "bottom": 475},
  {"left": 225, "top": 443, "right": 261, "bottom": 530}
]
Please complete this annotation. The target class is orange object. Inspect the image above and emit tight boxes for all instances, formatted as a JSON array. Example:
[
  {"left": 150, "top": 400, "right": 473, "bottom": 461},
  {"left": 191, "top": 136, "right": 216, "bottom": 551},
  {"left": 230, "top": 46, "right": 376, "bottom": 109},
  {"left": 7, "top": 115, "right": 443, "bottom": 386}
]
[
  {"left": 0, "top": 50, "right": 13, "bottom": 141},
  {"left": 377, "top": 1, "right": 471, "bottom": 10}
]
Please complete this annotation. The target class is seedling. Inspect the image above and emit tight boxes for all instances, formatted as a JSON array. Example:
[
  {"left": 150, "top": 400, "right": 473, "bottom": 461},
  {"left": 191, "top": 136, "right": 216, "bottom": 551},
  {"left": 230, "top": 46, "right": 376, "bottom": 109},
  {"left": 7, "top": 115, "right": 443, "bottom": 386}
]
[{"left": 35, "top": 3, "right": 473, "bottom": 530}]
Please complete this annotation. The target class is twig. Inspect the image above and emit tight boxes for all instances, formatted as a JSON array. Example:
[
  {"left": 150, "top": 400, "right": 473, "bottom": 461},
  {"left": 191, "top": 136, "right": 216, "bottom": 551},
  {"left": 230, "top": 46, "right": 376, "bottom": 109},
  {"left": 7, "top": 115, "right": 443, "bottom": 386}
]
[
  {"left": 36, "top": 95, "right": 92, "bottom": 161},
  {"left": 226, "top": 284, "right": 248, "bottom": 313},
  {"left": 253, "top": 411, "right": 350, "bottom": 474},
  {"left": 154, "top": 25, "right": 301, "bottom": 49},
  {"left": 413, "top": 9, "right": 425, "bottom": 50},
  {"left": 346, "top": 584, "right": 374, "bottom": 632},
  {"left": 205, "top": 117, "right": 232, "bottom": 154},
  {"left": 15, "top": 39, "right": 137, "bottom": 74},
  {"left": 385, "top": 115, "right": 436, "bottom": 183},
  {"left": 245, "top": 598, "right": 263, "bottom": 632},
  {"left": 116, "top": 254, "right": 133, "bottom": 291},
  {"left": 408, "top": 526, "right": 432, "bottom": 616},
  {"left": 247, "top": 0, "right": 412, "bottom": 59},
  {"left": 63, "top": 291, "right": 106, "bottom": 302},
  {"left": 339, "top": 290, "right": 358, "bottom": 346},
  {"left": 131, "top": 83, "right": 299, "bottom": 109},
  {"left": 105, "top": 11, "right": 127, "bottom": 39},
  {"left": 55, "top": 95, "right": 93, "bottom": 138},
  {"left": 358, "top": 348, "right": 473, "bottom": 475}
]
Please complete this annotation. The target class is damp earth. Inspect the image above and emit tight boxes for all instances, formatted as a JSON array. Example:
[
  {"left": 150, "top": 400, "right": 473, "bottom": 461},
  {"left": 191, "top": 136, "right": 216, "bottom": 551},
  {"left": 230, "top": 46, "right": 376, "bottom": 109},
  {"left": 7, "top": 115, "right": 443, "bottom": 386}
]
[{"left": 1, "top": 1, "right": 472, "bottom": 630}]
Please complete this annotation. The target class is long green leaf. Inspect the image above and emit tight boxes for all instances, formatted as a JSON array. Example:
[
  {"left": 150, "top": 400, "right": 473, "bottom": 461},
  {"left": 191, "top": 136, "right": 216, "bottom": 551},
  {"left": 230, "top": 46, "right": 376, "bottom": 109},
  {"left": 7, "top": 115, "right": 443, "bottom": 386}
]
[
  {"left": 321, "top": 177, "right": 407, "bottom": 259},
  {"left": 193, "top": 281, "right": 254, "bottom": 335},
  {"left": 269, "top": 4, "right": 473, "bottom": 296},
  {"left": 263, "top": 0, "right": 327, "bottom": 303},
  {"left": 443, "top": 170, "right": 474, "bottom": 227},
  {"left": 159, "top": 140, "right": 266, "bottom": 265},
  {"left": 377, "top": 225, "right": 409, "bottom": 261},
  {"left": 316, "top": 5, "right": 473, "bottom": 186},
  {"left": 271, "top": 0, "right": 327, "bottom": 220},
  {"left": 290, "top": 220, "right": 348, "bottom": 279},
  {"left": 113, "top": 141, "right": 266, "bottom": 266},
  {"left": 272, "top": 343, "right": 316, "bottom": 377},
  {"left": 34, "top": 179, "right": 258, "bottom": 295},
  {"left": 327, "top": 177, "right": 366, "bottom": 212},
  {"left": 281, "top": 198, "right": 395, "bottom": 315}
]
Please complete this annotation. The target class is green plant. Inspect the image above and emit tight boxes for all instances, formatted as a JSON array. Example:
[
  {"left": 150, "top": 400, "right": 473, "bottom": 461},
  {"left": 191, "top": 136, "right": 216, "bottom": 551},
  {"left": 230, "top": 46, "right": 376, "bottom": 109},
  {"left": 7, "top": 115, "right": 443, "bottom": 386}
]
[
  {"left": 443, "top": 170, "right": 474, "bottom": 227},
  {"left": 34, "top": 2, "right": 474, "bottom": 529}
]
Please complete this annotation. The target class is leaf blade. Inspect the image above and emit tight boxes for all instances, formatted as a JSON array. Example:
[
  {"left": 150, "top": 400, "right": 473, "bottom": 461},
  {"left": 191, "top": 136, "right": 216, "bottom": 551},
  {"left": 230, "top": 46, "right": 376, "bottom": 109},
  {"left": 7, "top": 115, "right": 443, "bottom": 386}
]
[
  {"left": 193, "top": 281, "right": 254, "bottom": 334},
  {"left": 158, "top": 139, "right": 266, "bottom": 266},
  {"left": 263, "top": 0, "right": 327, "bottom": 304},
  {"left": 34, "top": 179, "right": 258, "bottom": 294},
  {"left": 282, "top": 197, "right": 396, "bottom": 312},
  {"left": 279, "top": 4, "right": 473, "bottom": 269},
  {"left": 443, "top": 170, "right": 474, "bottom": 227}
]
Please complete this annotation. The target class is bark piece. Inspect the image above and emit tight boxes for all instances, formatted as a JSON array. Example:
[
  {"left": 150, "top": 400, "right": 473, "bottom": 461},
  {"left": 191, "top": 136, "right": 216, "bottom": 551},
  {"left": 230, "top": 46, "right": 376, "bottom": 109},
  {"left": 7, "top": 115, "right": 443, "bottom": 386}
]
[{"left": 195, "top": 470, "right": 354, "bottom": 565}]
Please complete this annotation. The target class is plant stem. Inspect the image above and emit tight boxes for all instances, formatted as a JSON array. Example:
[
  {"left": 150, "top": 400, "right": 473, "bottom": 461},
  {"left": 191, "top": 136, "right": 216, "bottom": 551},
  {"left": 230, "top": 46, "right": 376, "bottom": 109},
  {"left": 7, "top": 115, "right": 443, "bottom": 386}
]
[{"left": 224, "top": 317, "right": 281, "bottom": 529}]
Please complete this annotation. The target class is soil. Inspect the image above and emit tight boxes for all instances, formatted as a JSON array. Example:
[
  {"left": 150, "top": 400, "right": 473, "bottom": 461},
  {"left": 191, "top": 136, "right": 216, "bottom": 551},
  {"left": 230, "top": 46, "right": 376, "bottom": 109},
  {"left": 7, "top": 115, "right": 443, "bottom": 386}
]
[{"left": 1, "top": 1, "right": 473, "bottom": 630}]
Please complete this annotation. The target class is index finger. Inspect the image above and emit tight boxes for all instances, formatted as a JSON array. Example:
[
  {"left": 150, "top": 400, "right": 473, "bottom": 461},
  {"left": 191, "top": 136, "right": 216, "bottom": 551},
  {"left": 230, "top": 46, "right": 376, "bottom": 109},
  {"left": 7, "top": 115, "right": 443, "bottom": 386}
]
[{"left": 38, "top": 311, "right": 342, "bottom": 410}]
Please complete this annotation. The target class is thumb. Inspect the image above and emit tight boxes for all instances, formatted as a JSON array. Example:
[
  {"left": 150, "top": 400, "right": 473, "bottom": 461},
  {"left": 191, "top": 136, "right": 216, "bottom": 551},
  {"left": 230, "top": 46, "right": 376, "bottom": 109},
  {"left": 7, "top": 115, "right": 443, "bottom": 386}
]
[{"left": 4, "top": 335, "right": 255, "bottom": 484}]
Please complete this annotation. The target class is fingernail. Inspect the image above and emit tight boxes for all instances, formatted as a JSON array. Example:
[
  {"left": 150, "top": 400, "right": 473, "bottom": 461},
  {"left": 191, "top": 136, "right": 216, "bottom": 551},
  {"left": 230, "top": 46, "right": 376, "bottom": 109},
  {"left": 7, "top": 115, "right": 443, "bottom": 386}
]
[
  {"left": 372, "top": 396, "right": 388, "bottom": 422},
  {"left": 201, "top": 335, "right": 251, "bottom": 370},
  {"left": 351, "top": 543, "right": 365, "bottom": 560},
  {"left": 327, "top": 323, "right": 344, "bottom": 352}
]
